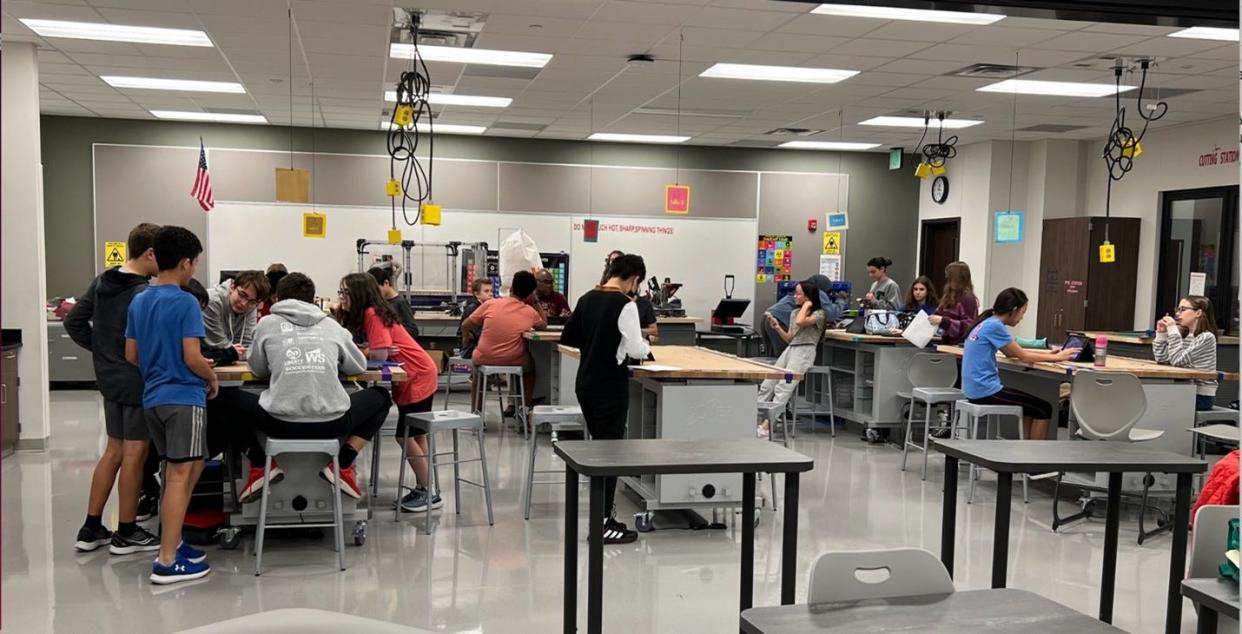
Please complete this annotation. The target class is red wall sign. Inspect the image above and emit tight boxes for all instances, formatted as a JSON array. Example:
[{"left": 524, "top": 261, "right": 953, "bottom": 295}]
[{"left": 665, "top": 184, "right": 690, "bottom": 214}]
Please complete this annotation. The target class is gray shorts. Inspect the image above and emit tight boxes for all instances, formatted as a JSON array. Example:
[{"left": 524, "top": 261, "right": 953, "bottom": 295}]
[
  {"left": 103, "top": 400, "right": 147, "bottom": 441},
  {"left": 145, "top": 405, "right": 207, "bottom": 463}
]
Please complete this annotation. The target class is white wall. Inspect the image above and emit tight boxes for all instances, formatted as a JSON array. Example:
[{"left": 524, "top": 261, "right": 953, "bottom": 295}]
[
  {"left": 2, "top": 42, "right": 51, "bottom": 445},
  {"left": 918, "top": 141, "right": 995, "bottom": 292},
  {"left": 1083, "top": 117, "right": 1238, "bottom": 327}
]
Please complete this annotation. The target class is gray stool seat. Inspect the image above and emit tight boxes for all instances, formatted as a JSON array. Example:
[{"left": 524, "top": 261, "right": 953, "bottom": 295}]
[
  {"left": 900, "top": 353, "right": 961, "bottom": 480},
  {"left": 474, "top": 364, "right": 528, "bottom": 438},
  {"left": 255, "top": 436, "right": 345, "bottom": 576},
  {"left": 912, "top": 387, "right": 963, "bottom": 403},
  {"left": 1196, "top": 407, "right": 1238, "bottom": 425},
  {"left": 396, "top": 410, "right": 493, "bottom": 534},
  {"left": 1190, "top": 424, "right": 1241, "bottom": 444},
  {"left": 952, "top": 400, "right": 1030, "bottom": 505},
  {"left": 524, "top": 406, "right": 588, "bottom": 519},
  {"left": 801, "top": 365, "right": 836, "bottom": 438},
  {"left": 1187, "top": 407, "right": 1237, "bottom": 462},
  {"left": 441, "top": 356, "right": 473, "bottom": 410}
]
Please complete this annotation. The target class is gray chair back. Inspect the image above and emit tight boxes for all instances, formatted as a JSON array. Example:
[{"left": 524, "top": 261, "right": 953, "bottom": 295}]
[
  {"left": 807, "top": 548, "right": 954, "bottom": 604},
  {"left": 1070, "top": 372, "right": 1147, "bottom": 442},
  {"left": 906, "top": 353, "right": 957, "bottom": 389},
  {"left": 1189, "top": 505, "right": 1239, "bottom": 578}
]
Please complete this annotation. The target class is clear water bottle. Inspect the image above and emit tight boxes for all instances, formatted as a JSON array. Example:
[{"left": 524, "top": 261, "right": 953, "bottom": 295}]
[{"left": 1093, "top": 335, "right": 1108, "bottom": 367}]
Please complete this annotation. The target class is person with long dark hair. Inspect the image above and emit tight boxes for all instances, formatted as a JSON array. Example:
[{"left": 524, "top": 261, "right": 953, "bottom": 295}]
[
  {"left": 758, "top": 280, "right": 829, "bottom": 437},
  {"left": 904, "top": 276, "right": 939, "bottom": 316},
  {"left": 930, "top": 261, "right": 978, "bottom": 345},
  {"left": 963, "top": 288, "right": 1079, "bottom": 441},
  {"left": 864, "top": 256, "right": 901, "bottom": 310}
]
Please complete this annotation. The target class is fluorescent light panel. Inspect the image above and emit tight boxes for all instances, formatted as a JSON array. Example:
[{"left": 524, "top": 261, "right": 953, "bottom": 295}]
[
  {"left": 587, "top": 132, "right": 689, "bottom": 144},
  {"left": 779, "top": 141, "right": 880, "bottom": 151},
  {"left": 383, "top": 90, "right": 511, "bottom": 108},
  {"left": 700, "top": 63, "right": 858, "bottom": 84},
  {"left": 1168, "top": 26, "right": 1239, "bottom": 41},
  {"left": 150, "top": 110, "right": 267, "bottom": 124},
  {"left": 811, "top": 4, "right": 1004, "bottom": 25},
  {"left": 20, "top": 19, "right": 212, "bottom": 46},
  {"left": 103, "top": 76, "right": 244, "bottom": 93},
  {"left": 384, "top": 121, "right": 487, "bottom": 135},
  {"left": 860, "top": 116, "right": 983, "bottom": 129},
  {"left": 977, "top": 79, "right": 1135, "bottom": 97},
  {"left": 390, "top": 43, "right": 551, "bottom": 68}
]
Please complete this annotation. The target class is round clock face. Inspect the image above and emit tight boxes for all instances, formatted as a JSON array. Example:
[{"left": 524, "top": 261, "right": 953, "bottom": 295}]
[{"left": 932, "top": 175, "right": 949, "bottom": 204}]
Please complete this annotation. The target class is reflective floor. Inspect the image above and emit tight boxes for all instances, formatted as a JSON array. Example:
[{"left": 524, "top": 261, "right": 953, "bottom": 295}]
[{"left": 2, "top": 390, "right": 1203, "bottom": 633}]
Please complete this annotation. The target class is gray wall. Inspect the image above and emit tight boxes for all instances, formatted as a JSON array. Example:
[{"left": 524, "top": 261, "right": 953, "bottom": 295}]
[{"left": 42, "top": 115, "right": 920, "bottom": 312}]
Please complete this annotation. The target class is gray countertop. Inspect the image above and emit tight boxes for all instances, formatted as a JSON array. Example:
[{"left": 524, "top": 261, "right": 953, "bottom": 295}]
[{"left": 934, "top": 439, "right": 1207, "bottom": 474}]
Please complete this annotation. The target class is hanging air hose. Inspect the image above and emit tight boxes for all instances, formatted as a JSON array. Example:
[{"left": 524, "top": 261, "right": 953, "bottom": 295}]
[
  {"left": 386, "top": 17, "right": 434, "bottom": 229},
  {"left": 913, "top": 111, "right": 958, "bottom": 177},
  {"left": 1099, "top": 59, "right": 1167, "bottom": 255}
]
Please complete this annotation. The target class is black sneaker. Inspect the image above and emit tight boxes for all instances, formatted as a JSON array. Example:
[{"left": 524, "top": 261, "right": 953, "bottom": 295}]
[
  {"left": 136, "top": 494, "right": 159, "bottom": 522},
  {"left": 110, "top": 525, "right": 160, "bottom": 555},
  {"left": 74, "top": 525, "right": 113, "bottom": 552},
  {"left": 603, "top": 518, "right": 638, "bottom": 545}
]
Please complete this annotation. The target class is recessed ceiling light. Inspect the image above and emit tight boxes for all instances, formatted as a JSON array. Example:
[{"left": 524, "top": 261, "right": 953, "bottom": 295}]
[
  {"left": 384, "top": 90, "right": 511, "bottom": 108},
  {"left": 811, "top": 4, "right": 1005, "bottom": 25},
  {"left": 383, "top": 120, "right": 487, "bottom": 135},
  {"left": 860, "top": 116, "right": 984, "bottom": 129},
  {"left": 587, "top": 132, "right": 690, "bottom": 144},
  {"left": 700, "top": 63, "right": 858, "bottom": 84},
  {"left": 977, "top": 79, "right": 1136, "bottom": 97},
  {"left": 1168, "top": 26, "right": 1239, "bottom": 41},
  {"left": 150, "top": 110, "right": 267, "bottom": 124},
  {"left": 389, "top": 43, "right": 551, "bottom": 68},
  {"left": 103, "top": 76, "right": 244, "bottom": 93},
  {"left": 20, "top": 19, "right": 212, "bottom": 46},
  {"left": 779, "top": 141, "right": 881, "bottom": 151}
]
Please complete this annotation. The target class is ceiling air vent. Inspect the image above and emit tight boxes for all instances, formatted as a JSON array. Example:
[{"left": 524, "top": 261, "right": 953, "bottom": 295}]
[
  {"left": 764, "top": 127, "right": 825, "bottom": 136},
  {"left": 950, "top": 63, "right": 1038, "bottom": 79}
]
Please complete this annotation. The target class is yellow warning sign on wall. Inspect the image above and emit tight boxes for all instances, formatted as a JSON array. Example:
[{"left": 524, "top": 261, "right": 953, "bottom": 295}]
[
  {"left": 104, "top": 241, "right": 127, "bottom": 268},
  {"left": 822, "top": 231, "right": 841, "bottom": 255},
  {"left": 303, "top": 212, "right": 327, "bottom": 239}
]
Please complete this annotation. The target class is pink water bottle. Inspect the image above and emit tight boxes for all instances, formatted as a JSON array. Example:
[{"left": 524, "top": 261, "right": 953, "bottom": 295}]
[{"left": 1093, "top": 335, "right": 1108, "bottom": 367}]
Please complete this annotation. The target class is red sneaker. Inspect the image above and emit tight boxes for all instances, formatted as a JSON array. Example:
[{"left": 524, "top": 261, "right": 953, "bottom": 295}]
[
  {"left": 239, "top": 462, "right": 284, "bottom": 503},
  {"left": 321, "top": 463, "right": 363, "bottom": 500}
]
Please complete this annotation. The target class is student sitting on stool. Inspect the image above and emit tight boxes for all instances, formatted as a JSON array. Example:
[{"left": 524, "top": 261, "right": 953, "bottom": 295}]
[
  {"left": 1154, "top": 294, "right": 1219, "bottom": 411},
  {"left": 230, "top": 273, "right": 393, "bottom": 502}
]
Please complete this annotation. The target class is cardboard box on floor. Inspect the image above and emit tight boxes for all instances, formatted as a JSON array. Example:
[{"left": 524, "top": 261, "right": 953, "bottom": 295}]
[{"left": 424, "top": 349, "right": 447, "bottom": 374}]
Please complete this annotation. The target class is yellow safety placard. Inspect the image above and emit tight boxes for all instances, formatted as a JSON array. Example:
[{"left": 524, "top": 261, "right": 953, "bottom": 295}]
[
  {"left": 1099, "top": 242, "right": 1116, "bottom": 263},
  {"left": 822, "top": 231, "right": 842, "bottom": 255},
  {"left": 303, "top": 212, "right": 327, "bottom": 239},
  {"left": 104, "top": 241, "right": 127, "bottom": 268}
]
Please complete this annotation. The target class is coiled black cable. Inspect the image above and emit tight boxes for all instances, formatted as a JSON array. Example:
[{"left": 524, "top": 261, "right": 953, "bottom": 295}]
[
  {"left": 1101, "top": 60, "right": 1167, "bottom": 239},
  {"left": 387, "top": 20, "right": 434, "bottom": 227},
  {"left": 921, "top": 112, "right": 958, "bottom": 168}
]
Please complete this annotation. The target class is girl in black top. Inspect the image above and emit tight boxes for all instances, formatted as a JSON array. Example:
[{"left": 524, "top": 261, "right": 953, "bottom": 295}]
[{"left": 561, "top": 254, "right": 651, "bottom": 544}]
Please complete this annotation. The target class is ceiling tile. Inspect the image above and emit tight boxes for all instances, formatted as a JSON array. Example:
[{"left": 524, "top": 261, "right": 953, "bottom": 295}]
[
  {"left": 1032, "top": 31, "right": 1152, "bottom": 53},
  {"left": 948, "top": 26, "right": 1063, "bottom": 48},
  {"left": 748, "top": 32, "right": 849, "bottom": 54},
  {"left": 860, "top": 21, "right": 981, "bottom": 43},
  {"left": 831, "top": 37, "right": 931, "bottom": 58}
]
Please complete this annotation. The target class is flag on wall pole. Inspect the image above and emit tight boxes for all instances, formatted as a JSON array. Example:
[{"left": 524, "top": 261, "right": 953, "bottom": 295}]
[{"left": 191, "top": 138, "right": 214, "bottom": 211}]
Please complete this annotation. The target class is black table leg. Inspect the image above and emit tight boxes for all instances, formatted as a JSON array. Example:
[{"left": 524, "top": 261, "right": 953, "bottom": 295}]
[
  {"left": 740, "top": 472, "right": 756, "bottom": 614},
  {"left": 1166, "top": 473, "right": 1193, "bottom": 634},
  {"left": 781, "top": 472, "right": 800, "bottom": 605},
  {"left": 588, "top": 476, "right": 605, "bottom": 634},
  {"left": 564, "top": 466, "right": 578, "bottom": 634},
  {"left": 1197, "top": 605, "right": 1218, "bottom": 634},
  {"left": 991, "top": 472, "right": 1012, "bottom": 588},
  {"left": 941, "top": 456, "right": 958, "bottom": 577},
  {"left": 1100, "top": 472, "right": 1122, "bottom": 623}
]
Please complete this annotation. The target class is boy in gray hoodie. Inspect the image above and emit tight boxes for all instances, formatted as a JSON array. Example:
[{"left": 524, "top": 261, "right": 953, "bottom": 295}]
[{"left": 217, "top": 273, "right": 392, "bottom": 502}]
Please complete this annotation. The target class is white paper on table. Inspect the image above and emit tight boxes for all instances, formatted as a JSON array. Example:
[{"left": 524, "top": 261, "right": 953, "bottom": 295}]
[
  {"left": 901, "top": 310, "right": 936, "bottom": 348},
  {"left": 637, "top": 364, "right": 682, "bottom": 372},
  {"left": 1188, "top": 271, "right": 1206, "bottom": 296}
]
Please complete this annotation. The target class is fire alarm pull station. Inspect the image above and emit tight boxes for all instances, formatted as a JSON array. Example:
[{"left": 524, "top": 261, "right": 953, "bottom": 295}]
[{"left": 808, "top": 218, "right": 818, "bottom": 232}]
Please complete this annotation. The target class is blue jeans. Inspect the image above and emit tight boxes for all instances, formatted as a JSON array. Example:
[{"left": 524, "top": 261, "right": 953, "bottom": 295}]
[{"left": 1195, "top": 394, "right": 1216, "bottom": 411}]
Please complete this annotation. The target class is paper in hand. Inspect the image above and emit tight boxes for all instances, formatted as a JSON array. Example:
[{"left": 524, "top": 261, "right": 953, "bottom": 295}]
[{"left": 902, "top": 311, "right": 936, "bottom": 349}]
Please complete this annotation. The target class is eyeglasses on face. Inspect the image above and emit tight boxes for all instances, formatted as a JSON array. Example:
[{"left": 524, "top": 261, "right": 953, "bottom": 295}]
[
  {"left": 236, "top": 287, "right": 260, "bottom": 305},
  {"left": 337, "top": 288, "right": 349, "bottom": 297},
  {"left": 1175, "top": 305, "right": 1195, "bottom": 314}
]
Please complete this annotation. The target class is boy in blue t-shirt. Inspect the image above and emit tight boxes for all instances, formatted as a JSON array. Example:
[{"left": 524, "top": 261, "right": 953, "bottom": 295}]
[{"left": 125, "top": 226, "right": 219, "bottom": 585}]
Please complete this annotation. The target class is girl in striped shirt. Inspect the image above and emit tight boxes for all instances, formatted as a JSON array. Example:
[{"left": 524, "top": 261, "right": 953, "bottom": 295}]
[{"left": 1154, "top": 295, "right": 1218, "bottom": 411}]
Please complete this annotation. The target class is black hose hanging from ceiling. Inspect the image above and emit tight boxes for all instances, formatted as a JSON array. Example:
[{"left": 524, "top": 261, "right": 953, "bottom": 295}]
[{"left": 387, "top": 18, "right": 434, "bottom": 227}]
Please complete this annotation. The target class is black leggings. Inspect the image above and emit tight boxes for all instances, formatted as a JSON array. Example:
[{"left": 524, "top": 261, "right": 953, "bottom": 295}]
[
  {"left": 969, "top": 387, "right": 1052, "bottom": 420},
  {"left": 395, "top": 393, "right": 436, "bottom": 439},
  {"left": 215, "top": 387, "right": 392, "bottom": 466},
  {"left": 577, "top": 389, "right": 629, "bottom": 519}
]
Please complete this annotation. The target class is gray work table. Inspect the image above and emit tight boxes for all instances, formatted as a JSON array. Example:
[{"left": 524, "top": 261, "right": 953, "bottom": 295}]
[
  {"left": 554, "top": 439, "right": 814, "bottom": 634},
  {"left": 1181, "top": 578, "right": 1240, "bottom": 634},
  {"left": 740, "top": 588, "right": 1125, "bottom": 633},
  {"left": 933, "top": 440, "right": 1206, "bottom": 634}
]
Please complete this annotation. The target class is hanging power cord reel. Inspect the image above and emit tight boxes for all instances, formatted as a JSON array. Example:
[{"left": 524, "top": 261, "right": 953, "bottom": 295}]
[
  {"left": 1099, "top": 58, "right": 1167, "bottom": 262},
  {"left": 385, "top": 13, "right": 440, "bottom": 239},
  {"left": 913, "top": 111, "right": 959, "bottom": 178}
]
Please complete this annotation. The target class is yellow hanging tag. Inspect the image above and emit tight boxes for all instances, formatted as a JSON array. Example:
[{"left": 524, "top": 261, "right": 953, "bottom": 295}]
[
  {"left": 1099, "top": 241, "right": 1116, "bottom": 263},
  {"left": 421, "top": 202, "right": 442, "bottom": 226},
  {"left": 387, "top": 228, "right": 402, "bottom": 245},
  {"left": 914, "top": 162, "right": 931, "bottom": 179},
  {"left": 929, "top": 164, "right": 946, "bottom": 176},
  {"left": 1121, "top": 139, "right": 1142, "bottom": 159},
  {"left": 385, "top": 179, "right": 401, "bottom": 197},
  {"left": 394, "top": 105, "right": 414, "bottom": 127}
]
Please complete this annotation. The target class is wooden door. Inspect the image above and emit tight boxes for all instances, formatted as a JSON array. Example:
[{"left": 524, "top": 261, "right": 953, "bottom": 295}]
[
  {"left": 919, "top": 219, "right": 959, "bottom": 293},
  {"left": 1037, "top": 218, "right": 1090, "bottom": 337},
  {"left": 1086, "top": 217, "right": 1141, "bottom": 330}
]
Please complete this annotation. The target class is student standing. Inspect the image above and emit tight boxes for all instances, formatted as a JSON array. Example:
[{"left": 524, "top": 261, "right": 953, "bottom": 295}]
[
  {"left": 202, "top": 269, "right": 268, "bottom": 352},
  {"left": 929, "top": 262, "right": 978, "bottom": 346},
  {"left": 963, "top": 288, "right": 1078, "bottom": 441},
  {"left": 369, "top": 265, "right": 419, "bottom": 338},
  {"left": 864, "top": 256, "right": 901, "bottom": 310},
  {"left": 758, "top": 280, "right": 829, "bottom": 437},
  {"left": 338, "top": 273, "right": 442, "bottom": 513},
  {"left": 904, "top": 276, "right": 939, "bottom": 316},
  {"left": 1154, "top": 295, "right": 1219, "bottom": 411},
  {"left": 66, "top": 223, "right": 162, "bottom": 554},
  {"left": 124, "top": 226, "right": 218, "bottom": 584},
  {"left": 561, "top": 254, "right": 652, "bottom": 544}
]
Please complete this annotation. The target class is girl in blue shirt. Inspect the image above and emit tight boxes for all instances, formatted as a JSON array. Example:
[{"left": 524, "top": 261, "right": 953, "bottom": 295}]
[{"left": 963, "top": 288, "right": 1079, "bottom": 441}]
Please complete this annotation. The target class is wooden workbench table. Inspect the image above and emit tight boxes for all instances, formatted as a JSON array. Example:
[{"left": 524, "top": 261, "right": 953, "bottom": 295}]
[
  {"left": 823, "top": 329, "right": 934, "bottom": 345},
  {"left": 934, "top": 344, "right": 1217, "bottom": 381},
  {"left": 557, "top": 344, "right": 799, "bottom": 381}
]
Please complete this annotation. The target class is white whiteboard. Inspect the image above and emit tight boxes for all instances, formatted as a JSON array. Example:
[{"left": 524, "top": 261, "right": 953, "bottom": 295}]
[{"left": 208, "top": 202, "right": 756, "bottom": 322}]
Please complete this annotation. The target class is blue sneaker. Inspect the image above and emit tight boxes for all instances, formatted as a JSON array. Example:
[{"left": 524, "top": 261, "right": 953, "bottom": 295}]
[
  {"left": 150, "top": 556, "right": 211, "bottom": 585},
  {"left": 177, "top": 542, "right": 207, "bottom": 564}
]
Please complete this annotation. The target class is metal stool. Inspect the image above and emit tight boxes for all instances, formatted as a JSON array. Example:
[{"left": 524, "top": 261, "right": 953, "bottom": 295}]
[
  {"left": 442, "top": 356, "right": 473, "bottom": 410},
  {"left": 368, "top": 409, "right": 400, "bottom": 499},
  {"left": 473, "top": 365, "right": 528, "bottom": 438},
  {"left": 755, "top": 401, "right": 788, "bottom": 511},
  {"left": 255, "top": 436, "right": 345, "bottom": 576},
  {"left": 802, "top": 366, "right": 835, "bottom": 437},
  {"left": 952, "top": 400, "right": 1030, "bottom": 504},
  {"left": 396, "top": 410, "right": 494, "bottom": 535},
  {"left": 899, "top": 353, "right": 962, "bottom": 480},
  {"left": 524, "top": 405, "right": 587, "bottom": 520}
]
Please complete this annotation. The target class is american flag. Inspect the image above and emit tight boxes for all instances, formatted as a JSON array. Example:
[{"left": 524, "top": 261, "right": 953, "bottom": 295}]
[{"left": 190, "top": 139, "right": 214, "bottom": 211}]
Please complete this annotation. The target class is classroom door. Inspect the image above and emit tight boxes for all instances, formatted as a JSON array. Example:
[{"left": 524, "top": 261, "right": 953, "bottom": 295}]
[
  {"left": 1156, "top": 186, "right": 1238, "bottom": 334},
  {"left": 919, "top": 219, "right": 959, "bottom": 293}
]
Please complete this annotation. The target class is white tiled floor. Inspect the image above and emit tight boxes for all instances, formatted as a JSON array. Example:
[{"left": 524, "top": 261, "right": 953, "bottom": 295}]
[{"left": 1, "top": 389, "right": 1206, "bottom": 632}]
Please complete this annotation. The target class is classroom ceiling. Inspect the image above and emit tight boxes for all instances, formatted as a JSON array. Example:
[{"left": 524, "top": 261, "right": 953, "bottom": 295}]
[{"left": 3, "top": 0, "right": 1237, "bottom": 149}]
